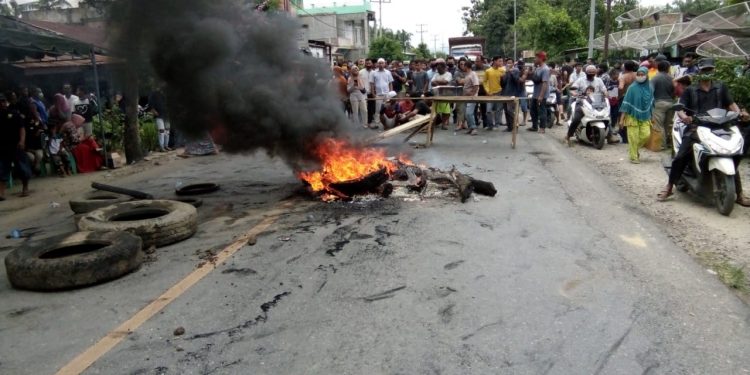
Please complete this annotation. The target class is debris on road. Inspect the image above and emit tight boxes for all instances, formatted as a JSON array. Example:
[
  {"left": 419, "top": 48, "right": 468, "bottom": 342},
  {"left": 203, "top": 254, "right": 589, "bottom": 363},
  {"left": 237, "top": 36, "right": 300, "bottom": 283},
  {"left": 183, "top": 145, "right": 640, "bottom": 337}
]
[
  {"left": 173, "top": 327, "right": 186, "bottom": 336},
  {"left": 362, "top": 285, "right": 407, "bottom": 302}
]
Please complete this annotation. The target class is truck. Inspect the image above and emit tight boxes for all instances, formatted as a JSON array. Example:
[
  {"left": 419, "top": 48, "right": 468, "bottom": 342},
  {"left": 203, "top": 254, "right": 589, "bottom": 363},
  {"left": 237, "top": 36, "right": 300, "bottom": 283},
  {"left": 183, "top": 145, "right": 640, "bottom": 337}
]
[{"left": 448, "top": 36, "right": 486, "bottom": 61}]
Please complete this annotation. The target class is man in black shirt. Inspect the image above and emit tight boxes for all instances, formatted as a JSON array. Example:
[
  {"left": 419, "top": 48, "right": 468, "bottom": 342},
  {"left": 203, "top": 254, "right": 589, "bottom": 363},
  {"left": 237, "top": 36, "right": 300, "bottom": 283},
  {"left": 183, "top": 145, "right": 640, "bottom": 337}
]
[
  {"left": 658, "top": 59, "right": 750, "bottom": 206},
  {"left": 0, "top": 93, "right": 32, "bottom": 200}
]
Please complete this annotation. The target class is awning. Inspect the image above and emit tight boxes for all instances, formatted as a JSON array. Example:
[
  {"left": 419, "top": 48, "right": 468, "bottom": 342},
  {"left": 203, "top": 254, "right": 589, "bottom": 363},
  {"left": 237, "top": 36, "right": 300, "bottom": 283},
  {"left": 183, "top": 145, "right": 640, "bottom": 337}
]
[{"left": 0, "top": 15, "right": 101, "bottom": 60}]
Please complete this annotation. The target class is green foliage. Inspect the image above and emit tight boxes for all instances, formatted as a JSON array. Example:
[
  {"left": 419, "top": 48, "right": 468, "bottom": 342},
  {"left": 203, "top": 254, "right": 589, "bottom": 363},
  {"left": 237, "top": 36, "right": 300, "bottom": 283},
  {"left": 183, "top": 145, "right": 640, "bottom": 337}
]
[
  {"left": 714, "top": 262, "right": 747, "bottom": 291},
  {"left": 414, "top": 43, "right": 432, "bottom": 60},
  {"left": 714, "top": 59, "right": 750, "bottom": 110},
  {"left": 667, "top": 0, "right": 722, "bottom": 15},
  {"left": 368, "top": 35, "right": 404, "bottom": 61},
  {"left": 516, "top": 0, "right": 586, "bottom": 58},
  {"left": 93, "top": 107, "right": 160, "bottom": 154},
  {"left": 380, "top": 29, "right": 413, "bottom": 52}
]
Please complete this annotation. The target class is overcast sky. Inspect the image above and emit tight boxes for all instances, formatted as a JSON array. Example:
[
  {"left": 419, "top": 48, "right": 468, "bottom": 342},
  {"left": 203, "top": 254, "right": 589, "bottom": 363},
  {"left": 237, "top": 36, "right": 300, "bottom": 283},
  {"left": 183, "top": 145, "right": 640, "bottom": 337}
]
[{"left": 307, "top": 0, "right": 669, "bottom": 53}]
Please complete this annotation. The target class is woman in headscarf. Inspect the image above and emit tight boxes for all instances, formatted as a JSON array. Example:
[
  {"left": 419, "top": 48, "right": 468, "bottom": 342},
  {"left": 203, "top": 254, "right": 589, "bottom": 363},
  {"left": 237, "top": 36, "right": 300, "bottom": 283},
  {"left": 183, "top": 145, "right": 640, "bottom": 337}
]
[
  {"left": 347, "top": 66, "right": 369, "bottom": 128},
  {"left": 619, "top": 66, "right": 653, "bottom": 164}
]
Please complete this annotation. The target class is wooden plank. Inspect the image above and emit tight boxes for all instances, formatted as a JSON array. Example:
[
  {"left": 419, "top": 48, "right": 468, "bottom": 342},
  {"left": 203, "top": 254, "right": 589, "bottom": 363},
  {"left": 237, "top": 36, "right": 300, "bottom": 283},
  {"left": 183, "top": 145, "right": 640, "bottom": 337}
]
[
  {"left": 427, "top": 101, "right": 437, "bottom": 146},
  {"left": 365, "top": 115, "right": 431, "bottom": 145},
  {"left": 513, "top": 98, "right": 520, "bottom": 149},
  {"left": 431, "top": 96, "right": 519, "bottom": 103}
]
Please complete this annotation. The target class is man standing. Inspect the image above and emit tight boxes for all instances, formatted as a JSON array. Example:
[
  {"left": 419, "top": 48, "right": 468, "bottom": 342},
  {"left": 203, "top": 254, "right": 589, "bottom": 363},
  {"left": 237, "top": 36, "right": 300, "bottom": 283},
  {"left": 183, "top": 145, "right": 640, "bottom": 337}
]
[
  {"left": 62, "top": 83, "right": 78, "bottom": 120},
  {"left": 446, "top": 56, "right": 457, "bottom": 76},
  {"left": 529, "top": 51, "right": 550, "bottom": 133},
  {"left": 568, "top": 62, "right": 584, "bottom": 84},
  {"left": 73, "top": 86, "right": 98, "bottom": 140},
  {"left": 500, "top": 57, "right": 521, "bottom": 132},
  {"left": 482, "top": 56, "right": 505, "bottom": 130},
  {"left": 431, "top": 58, "right": 454, "bottom": 130},
  {"left": 149, "top": 85, "right": 172, "bottom": 152},
  {"left": 473, "top": 57, "right": 489, "bottom": 128},
  {"left": 362, "top": 59, "right": 375, "bottom": 126},
  {"left": 0, "top": 93, "right": 31, "bottom": 200},
  {"left": 461, "top": 60, "right": 481, "bottom": 135},
  {"left": 651, "top": 60, "right": 675, "bottom": 149},
  {"left": 408, "top": 60, "right": 429, "bottom": 97},
  {"left": 676, "top": 52, "right": 699, "bottom": 78},
  {"left": 370, "top": 58, "right": 394, "bottom": 127},
  {"left": 657, "top": 58, "right": 750, "bottom": 206},
  {"left": 391, "top": 60, "right": 407, "bottom": 96}
]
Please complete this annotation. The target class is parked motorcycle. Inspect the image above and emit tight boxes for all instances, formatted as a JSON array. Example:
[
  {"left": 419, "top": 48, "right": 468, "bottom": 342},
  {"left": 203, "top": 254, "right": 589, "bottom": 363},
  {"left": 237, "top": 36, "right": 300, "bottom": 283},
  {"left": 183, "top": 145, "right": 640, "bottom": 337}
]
[
  {"left": 665, "top": 105, "right": 745, "bottom": 216},
  {"left": 567, "top": 92, "right": 610, "bottom": 149}
]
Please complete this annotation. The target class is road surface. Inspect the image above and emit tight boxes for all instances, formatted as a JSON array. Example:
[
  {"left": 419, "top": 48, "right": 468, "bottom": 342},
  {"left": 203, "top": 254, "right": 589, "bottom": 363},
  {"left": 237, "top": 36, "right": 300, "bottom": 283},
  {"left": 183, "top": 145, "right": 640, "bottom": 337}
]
[{"left": 1, "top": 130, "right": 749, "bottom": 374}]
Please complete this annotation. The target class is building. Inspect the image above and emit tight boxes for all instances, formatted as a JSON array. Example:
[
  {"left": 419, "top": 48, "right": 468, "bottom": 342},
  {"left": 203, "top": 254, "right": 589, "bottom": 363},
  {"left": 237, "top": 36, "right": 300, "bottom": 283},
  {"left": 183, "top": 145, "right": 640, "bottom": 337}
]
[{"left": 297, "top": 0, "right": 375, "bottom": 60}]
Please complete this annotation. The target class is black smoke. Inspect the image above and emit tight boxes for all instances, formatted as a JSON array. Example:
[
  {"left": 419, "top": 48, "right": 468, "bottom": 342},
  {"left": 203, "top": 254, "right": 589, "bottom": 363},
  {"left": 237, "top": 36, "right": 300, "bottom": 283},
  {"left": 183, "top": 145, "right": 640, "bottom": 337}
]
[{"left": 108, "top": 0, "right": 346, "bottom": 169}]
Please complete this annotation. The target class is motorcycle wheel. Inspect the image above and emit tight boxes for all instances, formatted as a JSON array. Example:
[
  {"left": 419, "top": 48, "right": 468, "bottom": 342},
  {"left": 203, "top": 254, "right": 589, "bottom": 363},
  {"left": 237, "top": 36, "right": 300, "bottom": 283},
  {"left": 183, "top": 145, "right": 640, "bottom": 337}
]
[
  {"left": 712, "top": 170, "right": 736, "bottom": 216},
  {"left": 593, "top": 127, "right": 606, "bottom": 150},
  {"left": 675, "top": 178, "right": 690, "bottom": 193}
]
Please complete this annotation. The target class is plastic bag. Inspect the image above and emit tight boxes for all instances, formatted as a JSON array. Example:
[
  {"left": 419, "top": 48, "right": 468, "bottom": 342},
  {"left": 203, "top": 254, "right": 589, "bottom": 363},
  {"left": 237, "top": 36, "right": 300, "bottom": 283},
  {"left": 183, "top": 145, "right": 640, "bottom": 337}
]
[{"left": 646, "top": 126, "right": 663, "bottom": 152}]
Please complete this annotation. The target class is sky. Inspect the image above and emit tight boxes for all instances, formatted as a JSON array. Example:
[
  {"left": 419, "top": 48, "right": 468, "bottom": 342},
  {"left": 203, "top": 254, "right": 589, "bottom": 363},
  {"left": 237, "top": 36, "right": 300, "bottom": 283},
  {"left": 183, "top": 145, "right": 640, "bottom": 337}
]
[{"left": 306, "top": 0, "right": 672, "bottom": 53}]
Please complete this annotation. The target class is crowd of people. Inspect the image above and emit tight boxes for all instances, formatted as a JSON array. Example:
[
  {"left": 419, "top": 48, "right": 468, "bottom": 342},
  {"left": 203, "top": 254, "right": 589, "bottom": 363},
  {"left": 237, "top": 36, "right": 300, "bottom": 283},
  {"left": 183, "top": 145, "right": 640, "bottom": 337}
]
[
  {"left": 331, "top": 50, "right": 750, "bottom": 206},
  {"left": 1, "top": 84, "right": 106, "bottom": 200}
]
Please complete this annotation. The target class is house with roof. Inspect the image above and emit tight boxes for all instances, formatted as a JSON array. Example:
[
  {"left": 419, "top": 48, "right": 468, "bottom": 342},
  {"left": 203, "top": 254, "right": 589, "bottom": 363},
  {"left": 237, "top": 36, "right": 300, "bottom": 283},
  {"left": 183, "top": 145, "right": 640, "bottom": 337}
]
[{"left": 297, "top": 0, "right": 375, "bottom": 60}]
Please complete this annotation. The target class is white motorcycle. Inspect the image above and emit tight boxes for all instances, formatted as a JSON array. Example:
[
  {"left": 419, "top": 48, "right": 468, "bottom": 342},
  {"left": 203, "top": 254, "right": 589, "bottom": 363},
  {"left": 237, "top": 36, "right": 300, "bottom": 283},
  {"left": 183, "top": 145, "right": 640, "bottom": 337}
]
[
  {"left": 666, "top": 106, "right": 745, "bottom": 216},
  {"left": 567, "top": 92, "right": 611, "bottom": 149}
]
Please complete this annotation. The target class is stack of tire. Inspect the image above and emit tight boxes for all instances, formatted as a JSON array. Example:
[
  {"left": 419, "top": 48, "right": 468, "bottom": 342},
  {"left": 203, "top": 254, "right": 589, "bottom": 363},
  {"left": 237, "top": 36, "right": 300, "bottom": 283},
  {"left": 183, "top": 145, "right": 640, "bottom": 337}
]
[{"left": 5, "top": 192, "right": 199, "bottom": 291}]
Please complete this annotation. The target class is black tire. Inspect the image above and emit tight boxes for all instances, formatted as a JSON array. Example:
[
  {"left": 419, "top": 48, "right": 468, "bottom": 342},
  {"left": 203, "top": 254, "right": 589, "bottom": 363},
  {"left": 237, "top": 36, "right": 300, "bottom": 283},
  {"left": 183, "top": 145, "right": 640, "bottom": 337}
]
[
  {"left": 175, "top": 183, "right": 220, "bottom": 196},
  {"left": 712, "top": 170, "right": 736, "bottom": 216},
  {"left": 4, "top": 231, "right": 143, "bottom": 291},
  {"left": 172, "top": 197, "right": 203, "bottom": 208},
  {"left": 593, "top": 127, "right": 606, "bottom": 150},
  {"left": 676, "top": 178, "right": 690, "bottom": 193},
  {"left": 78, "top": 200, "right": 198, "bottom": 248},
  {"left": 69, "top": 191, "right": 132, "bottom": 214}
]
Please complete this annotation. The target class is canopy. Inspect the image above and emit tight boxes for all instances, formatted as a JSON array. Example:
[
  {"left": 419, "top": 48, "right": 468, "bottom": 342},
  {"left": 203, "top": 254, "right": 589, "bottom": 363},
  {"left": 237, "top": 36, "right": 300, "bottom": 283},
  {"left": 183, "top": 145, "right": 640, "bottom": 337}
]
[
  {"left": 0, "top": 16, "right": 100, "bottom": 61},
  {"left": 592, "top": 29, "right": 645, "bottom": 50},
  {"left": 696, "top": 35, "right": 750, "bottom": 57},
  {"left": 615, "top": 6, "right": 665, "bottom": 24},
  {"left": 691, "top": 1, "right": 750, "bottom": 38},
  {"left": 623, "top": 23, "right": 702, "bottom": 50}
]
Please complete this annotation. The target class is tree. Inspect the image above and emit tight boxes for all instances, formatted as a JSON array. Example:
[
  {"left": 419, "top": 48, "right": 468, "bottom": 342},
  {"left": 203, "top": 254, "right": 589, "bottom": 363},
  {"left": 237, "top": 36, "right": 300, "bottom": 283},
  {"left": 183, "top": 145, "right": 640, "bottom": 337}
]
[
  {"left": 414, "top": 43, "right": 431, "bottom": 60},
  {"left": 516, "top": 0, "right": 586, "bottom": 58},
  {"left": 668, "top": 0, "right": 722, "bottom": 15},
  {"left": 0, "top": 0, "right": 18, "bottom": 16},
  {"left": 35, "top": 0, "right": 72, "bottom": 10},
  {"left": 381, "top": 29, "right": 413, "bottom": 53},
  {"left": 368, "top": 34, "right": 404, "bottom": 61},
  {"left": 463, "top": 0, "right": 516, "bottom": 56}
]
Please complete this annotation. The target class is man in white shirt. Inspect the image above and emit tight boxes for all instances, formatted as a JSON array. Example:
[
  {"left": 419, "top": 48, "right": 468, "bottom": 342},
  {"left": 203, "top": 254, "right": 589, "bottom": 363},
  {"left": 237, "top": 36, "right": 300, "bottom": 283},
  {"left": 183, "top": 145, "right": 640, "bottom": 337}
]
[
  {"left": 369, "top": 58, "right": 394, "bottom": 125},
  {"left": 568, "top": 63, "right": 584, "bottom": 84},
  {"left": 62, "top": 83, "right": 78, "bottom": 120}
]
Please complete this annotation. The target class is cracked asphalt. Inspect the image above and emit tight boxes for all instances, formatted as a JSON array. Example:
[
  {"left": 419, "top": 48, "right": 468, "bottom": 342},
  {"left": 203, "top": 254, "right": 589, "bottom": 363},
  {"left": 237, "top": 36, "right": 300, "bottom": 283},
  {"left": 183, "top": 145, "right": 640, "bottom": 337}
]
[{"left": 2, "top": 129, "right": 750, "bottom": 374}]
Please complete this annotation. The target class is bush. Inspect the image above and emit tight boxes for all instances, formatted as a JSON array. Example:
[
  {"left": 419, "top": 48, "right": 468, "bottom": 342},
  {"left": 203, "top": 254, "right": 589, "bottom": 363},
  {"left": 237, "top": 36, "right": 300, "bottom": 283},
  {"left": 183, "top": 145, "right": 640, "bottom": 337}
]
[
  {"left": 714, "top": 59, "right": 750, "bottom": 110},
  {"left": 92, "top": 107, "right": 160, "bottom": 154}
]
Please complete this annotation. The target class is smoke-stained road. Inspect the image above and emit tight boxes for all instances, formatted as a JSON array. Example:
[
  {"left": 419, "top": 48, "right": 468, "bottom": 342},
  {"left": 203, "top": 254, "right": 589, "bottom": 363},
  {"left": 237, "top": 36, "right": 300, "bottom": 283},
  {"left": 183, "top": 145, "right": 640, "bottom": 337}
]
[{"left": 2, "top": 131, "right": 750, "bottom": 374}]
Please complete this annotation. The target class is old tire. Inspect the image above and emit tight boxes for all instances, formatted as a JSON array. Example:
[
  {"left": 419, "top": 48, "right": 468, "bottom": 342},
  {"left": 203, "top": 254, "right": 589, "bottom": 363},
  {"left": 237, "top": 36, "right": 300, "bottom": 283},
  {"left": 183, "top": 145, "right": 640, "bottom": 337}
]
[
  {"left": 4, "top": 231, "right": 143, "bottom": 291},
  {"left": 78, "top": 200, "right": 198, "bottom": 248},
  {"left": 175, "top": 183, "right": 220, "bottom": 196},
  {"left": 69, "top": 190, "right": 132, "bottom": 214},
  {"left": 712, "top": 170, "right": 736, "bottom": 216}
]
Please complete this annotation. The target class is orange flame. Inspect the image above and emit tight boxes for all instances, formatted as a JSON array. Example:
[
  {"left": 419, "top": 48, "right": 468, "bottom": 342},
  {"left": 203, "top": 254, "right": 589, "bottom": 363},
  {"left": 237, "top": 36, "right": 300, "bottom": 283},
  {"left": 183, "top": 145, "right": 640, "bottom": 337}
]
[{"left": 298, "top": 139, "right": 398, "bottom": 193}]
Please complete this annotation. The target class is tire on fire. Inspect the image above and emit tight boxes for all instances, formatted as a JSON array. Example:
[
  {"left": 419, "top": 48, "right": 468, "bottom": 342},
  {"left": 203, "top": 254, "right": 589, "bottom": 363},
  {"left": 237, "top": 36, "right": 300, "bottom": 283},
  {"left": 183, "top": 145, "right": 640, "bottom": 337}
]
[
  {"left": 69, "top": 190, "right": 133, "bottom": 214},
  {"left": 4, "top": 231, "right": 143, "bottom": 291},
  {"left": 78, "top": 200, "right": 198, "bottom": 248}
]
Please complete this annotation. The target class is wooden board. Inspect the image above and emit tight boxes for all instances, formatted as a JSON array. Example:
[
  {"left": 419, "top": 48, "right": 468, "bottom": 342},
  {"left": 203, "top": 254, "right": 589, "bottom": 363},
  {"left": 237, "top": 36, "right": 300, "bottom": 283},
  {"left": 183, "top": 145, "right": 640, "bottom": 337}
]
[{"left": 365, "top": 115, "right": 431, "bottom": 145}]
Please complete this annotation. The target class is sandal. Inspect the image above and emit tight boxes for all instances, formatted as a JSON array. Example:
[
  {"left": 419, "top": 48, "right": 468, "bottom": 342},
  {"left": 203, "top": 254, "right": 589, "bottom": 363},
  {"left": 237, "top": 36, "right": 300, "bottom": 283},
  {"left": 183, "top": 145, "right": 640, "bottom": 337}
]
[
  {"left": 657, "top": 189, "right": 673, "bottom": 201},
  {"left": 736, "top": 195, "right": 750, "bottom": 207}
]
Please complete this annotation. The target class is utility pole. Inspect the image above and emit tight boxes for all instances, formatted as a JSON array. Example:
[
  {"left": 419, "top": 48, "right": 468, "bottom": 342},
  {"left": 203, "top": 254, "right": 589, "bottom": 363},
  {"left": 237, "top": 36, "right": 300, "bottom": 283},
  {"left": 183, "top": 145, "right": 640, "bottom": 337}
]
[
  {"left": 371, "top": 0, "right": 391, "bottom": 36},
  {"left": 513, "top": 0, "right": 517, "bottom": 60},
  {"left": 587, "top": 0, "right": 596, "bottom": 59},
  {"left": 433, "top": 35, "right": 439, "bottom": 55},
  {"left": 416, "top": 23, "right": 428, "bottom": 44}
]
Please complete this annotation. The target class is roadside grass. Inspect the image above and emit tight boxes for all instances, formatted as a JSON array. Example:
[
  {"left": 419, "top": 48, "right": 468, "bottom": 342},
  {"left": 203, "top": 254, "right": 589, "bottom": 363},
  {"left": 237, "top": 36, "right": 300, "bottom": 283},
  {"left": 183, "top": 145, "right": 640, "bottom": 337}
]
[{"left": 698, "top": 252, "right": 748, "bottom": 292}]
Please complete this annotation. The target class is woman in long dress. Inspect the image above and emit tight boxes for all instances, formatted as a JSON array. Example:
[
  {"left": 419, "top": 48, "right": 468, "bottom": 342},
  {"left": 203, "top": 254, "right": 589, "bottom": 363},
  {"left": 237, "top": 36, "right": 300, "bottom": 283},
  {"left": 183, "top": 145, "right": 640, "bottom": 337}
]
[{"left": 618, "top": 66, "right": 653, "bottom": 164}]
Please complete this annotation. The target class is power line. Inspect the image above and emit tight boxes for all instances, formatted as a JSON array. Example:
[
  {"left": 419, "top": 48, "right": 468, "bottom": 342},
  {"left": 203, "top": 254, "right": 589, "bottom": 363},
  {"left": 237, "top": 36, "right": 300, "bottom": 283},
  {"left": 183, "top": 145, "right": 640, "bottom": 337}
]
[
  {"left": 432, "top": 35, "right": 439, "bottom": 54},
  {"left": 416, "top": 23, "right": 428, "bottom": 45},
  {"left": 371, "top": 0, "right": 391, "bottom": 36}
]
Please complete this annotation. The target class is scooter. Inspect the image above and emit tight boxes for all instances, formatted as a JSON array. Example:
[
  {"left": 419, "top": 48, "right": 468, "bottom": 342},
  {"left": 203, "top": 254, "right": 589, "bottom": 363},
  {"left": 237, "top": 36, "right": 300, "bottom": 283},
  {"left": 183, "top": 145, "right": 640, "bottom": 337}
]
[
  {"left": 665, "top": 105, "right": 744, "bottom": 216},
  {"left": 567, "top": 92, "right": 610, "bottom": 149}
]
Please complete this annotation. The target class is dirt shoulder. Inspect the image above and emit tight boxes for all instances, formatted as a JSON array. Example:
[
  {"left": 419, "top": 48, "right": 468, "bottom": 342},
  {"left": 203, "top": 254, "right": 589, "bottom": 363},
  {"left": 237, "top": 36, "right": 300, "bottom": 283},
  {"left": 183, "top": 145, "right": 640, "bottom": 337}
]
[{"left": 545, "top": 125, "right": 750, "bottom": 295}]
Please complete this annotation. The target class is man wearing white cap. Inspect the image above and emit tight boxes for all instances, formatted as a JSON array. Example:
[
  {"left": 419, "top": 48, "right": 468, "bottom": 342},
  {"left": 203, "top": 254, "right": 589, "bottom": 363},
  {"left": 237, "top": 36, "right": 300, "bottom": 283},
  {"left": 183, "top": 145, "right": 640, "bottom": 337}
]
[{"left": 369, "top": 58, "right": 394, "bottom": 127}]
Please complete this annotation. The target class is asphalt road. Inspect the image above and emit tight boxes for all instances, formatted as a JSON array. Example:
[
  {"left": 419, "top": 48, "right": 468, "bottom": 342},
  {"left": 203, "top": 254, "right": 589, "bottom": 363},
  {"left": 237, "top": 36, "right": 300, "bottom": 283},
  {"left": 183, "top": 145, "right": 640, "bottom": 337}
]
[{"left": 2, "top": 129, "right": 750, "bottom": 374}]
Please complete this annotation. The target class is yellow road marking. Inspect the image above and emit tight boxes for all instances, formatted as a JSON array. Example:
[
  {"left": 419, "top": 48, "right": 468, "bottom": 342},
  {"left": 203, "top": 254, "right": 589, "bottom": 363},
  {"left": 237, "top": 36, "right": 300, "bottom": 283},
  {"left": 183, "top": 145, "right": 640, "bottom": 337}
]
[{"left": 56, "top": 200, "right": 296, "bottom": 375}]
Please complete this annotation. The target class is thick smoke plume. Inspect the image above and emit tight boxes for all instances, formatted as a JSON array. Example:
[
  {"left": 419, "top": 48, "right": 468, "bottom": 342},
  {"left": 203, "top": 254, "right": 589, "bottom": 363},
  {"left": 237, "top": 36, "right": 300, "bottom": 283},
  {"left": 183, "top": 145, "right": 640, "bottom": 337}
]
[{"left": 109, "top": 0, "right": 347, "bottom": 169}]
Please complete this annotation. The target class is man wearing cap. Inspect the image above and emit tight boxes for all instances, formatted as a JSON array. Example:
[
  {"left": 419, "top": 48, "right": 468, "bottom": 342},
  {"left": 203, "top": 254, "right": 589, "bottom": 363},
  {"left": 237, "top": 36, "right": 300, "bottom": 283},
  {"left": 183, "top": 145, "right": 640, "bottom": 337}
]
[
  {"left": 0, "top": 93, "right": 32, "bottom": 200},
  {"left": 529, "top": 51, "right": 551, "bottom": 132},
  {"left": 379, "top": 91, "right": 402, "bottom": 130},
  {"left": 564, "top": 64, "right": 609, "bottom": 143},
  {"left": 369, "top": 58, "right": 394, "bottom": 127},
  {"left": 658, "top": 58, "right": 750, "bottom": 206}
]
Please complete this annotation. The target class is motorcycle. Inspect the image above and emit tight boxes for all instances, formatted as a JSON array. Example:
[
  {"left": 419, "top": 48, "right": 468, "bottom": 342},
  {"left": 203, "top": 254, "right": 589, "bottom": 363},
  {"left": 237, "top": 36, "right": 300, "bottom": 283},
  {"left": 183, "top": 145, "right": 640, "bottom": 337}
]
[
  {"left": 665, "top": 105, "right": 745, "bottom": 216},
  {"left": 567, "top": 92, "right": 610, "bottom": 149}
]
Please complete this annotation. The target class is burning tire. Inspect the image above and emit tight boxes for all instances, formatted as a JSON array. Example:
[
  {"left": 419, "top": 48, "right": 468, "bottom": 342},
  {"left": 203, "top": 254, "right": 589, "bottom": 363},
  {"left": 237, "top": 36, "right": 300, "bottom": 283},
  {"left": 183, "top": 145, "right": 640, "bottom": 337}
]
[
  {"left": 69, "top": 190, "right": 133, "bottom": 214},
  {"left": 78, "top": 200, "right": 198, "bottom": 248},
  {"left": 4, "top": 231, "right": 143, "bottom": 291}
]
